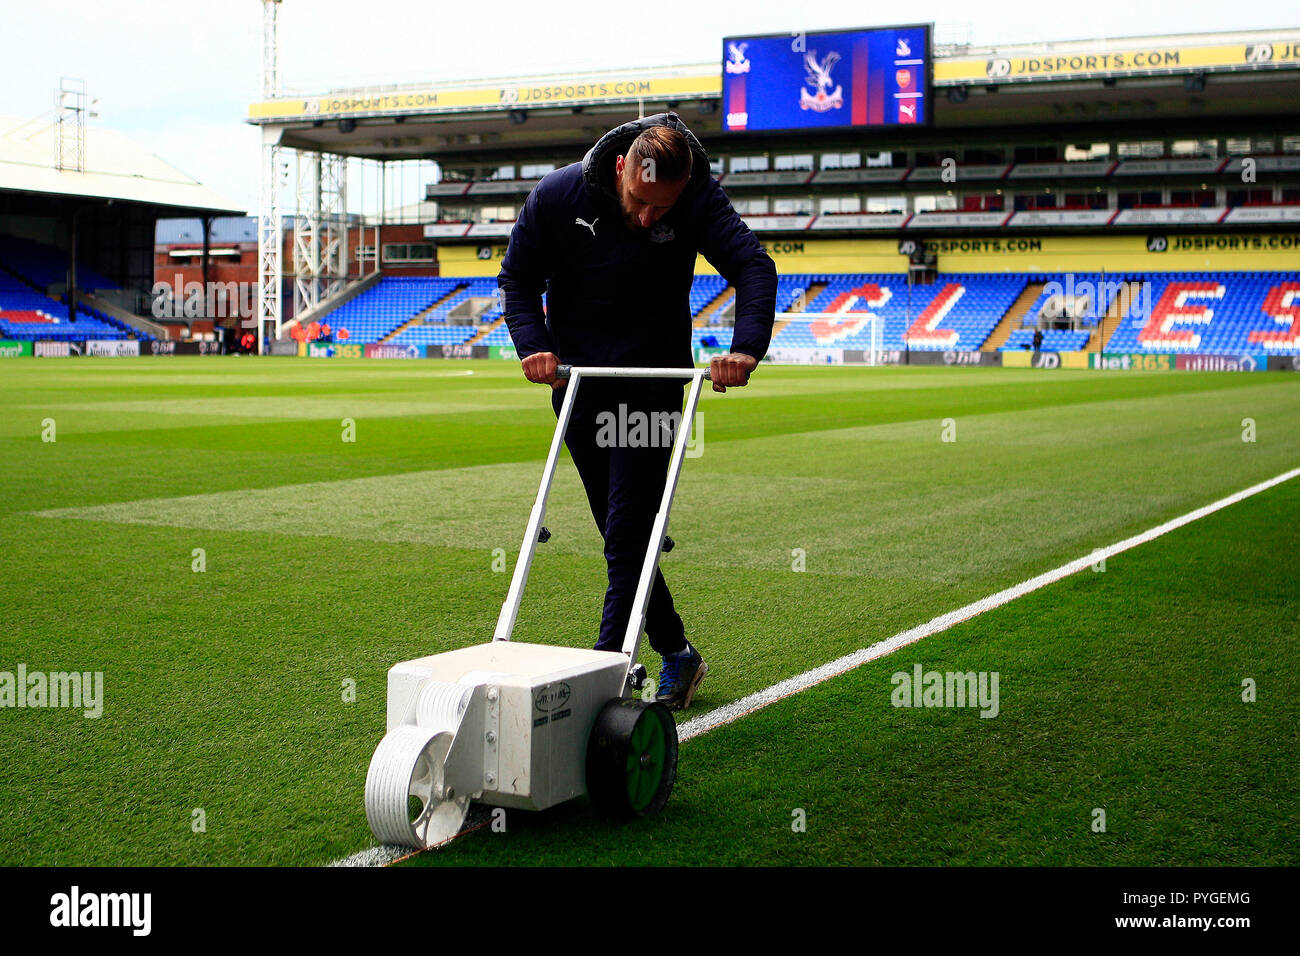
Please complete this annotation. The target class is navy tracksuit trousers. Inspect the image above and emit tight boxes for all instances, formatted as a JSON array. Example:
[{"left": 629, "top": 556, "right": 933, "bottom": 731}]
[{"left": 551, "top": 380, "right": 688, "bottom": 657}]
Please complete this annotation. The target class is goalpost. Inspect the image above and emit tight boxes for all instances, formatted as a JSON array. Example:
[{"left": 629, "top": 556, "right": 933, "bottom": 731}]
[{"left": 770, "top": 312, "right": 886, "bottom": 365}]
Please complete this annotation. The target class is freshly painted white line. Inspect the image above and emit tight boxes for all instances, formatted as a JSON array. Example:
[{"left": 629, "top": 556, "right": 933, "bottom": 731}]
[
  {"left": 327, "top": 845, "right": 405, "bottom": 868},
  {"left": 327, "top": 465, "right": 1300, "bottom": 866},
  {"left": 326, "top": 805, "right": 492, "bottom": 867}
]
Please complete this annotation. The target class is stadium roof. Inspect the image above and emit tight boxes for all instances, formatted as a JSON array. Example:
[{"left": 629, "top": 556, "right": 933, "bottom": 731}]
[
  {"left": 245, "top": 26, "right": 1300, "bottom": 161},
  {"left": 0, "top": 115, "right": 244, "bottom": 216},
  {"left": 248, "top": 27, "right": 1300, "bottom": 118},
  {"left": 932, "top": 28, "right": 1300, "bottom": 85}
]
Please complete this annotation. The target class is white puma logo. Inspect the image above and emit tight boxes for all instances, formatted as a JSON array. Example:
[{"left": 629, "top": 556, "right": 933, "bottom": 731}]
[{"left": 575, "top": 216, "right": 598, "bottom": 235}]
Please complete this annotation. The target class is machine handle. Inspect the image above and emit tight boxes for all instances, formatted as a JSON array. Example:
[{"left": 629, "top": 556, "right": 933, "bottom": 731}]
[{"left": 555, "top": 365, "right": 711, "bottom": 382}]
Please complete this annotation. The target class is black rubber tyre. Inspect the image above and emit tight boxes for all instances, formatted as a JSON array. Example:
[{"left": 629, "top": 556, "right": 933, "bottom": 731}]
[{"left": 586, "top": 698, "right": 678, "bottom": 820}]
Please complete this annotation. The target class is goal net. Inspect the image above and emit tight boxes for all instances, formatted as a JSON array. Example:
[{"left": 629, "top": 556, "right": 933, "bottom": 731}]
[{"left": 768, "top": 311, "right": 887, "bottom": 365}]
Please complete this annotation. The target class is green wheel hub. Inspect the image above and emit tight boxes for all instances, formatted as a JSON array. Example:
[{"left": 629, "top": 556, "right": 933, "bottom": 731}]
[
  {"left": 626, "top": 710, "right": 668, "bottom": 811},
  {"left": 586, "top": 698, "right": 678, "bottom": 820}
]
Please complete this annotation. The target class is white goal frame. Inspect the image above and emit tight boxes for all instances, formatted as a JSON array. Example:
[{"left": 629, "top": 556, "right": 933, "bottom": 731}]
[{"left": 771, "top": 312, "right": 886, "bottom": 365}]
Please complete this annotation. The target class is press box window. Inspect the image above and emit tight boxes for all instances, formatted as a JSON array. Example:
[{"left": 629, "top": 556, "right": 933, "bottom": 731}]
[
  {"left": 820, "top": 152, "right": 861, "bottom": 170},
  {"left": 774, "top": 154, "right": 814, "bottom": 171},
  {"left": 382, "top": 243, "right": 435, "bottom": 264}
]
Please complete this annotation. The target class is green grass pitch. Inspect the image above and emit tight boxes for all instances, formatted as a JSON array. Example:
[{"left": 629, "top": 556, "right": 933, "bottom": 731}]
[{"left": 0, "top": 357, "right": 1295, "bottom": 866}]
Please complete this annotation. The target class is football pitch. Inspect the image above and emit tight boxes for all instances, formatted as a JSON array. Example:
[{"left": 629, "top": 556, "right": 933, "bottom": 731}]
[{"left": 0, "top": 357, "right": 1296, "bottom": 866}]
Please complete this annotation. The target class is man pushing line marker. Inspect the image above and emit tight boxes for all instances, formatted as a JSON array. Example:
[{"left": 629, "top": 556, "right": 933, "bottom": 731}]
[{"left": 498, "top": 112, "right": 777, "bottom": 711}]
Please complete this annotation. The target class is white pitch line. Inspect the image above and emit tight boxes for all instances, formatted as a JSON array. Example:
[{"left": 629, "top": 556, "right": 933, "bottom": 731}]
[
  {"left": 328, "top": 465, "right": 1300, "bottom": 867},
  {"left": 327, "top": 844, "right": 406, "bottom": 868},
  {"left": 682, "top": 465, "right": 1300, "bottom": 740}
]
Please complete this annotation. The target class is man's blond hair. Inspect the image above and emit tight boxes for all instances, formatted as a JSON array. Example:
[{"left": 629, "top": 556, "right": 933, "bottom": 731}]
[{"left": 627, "top": 126, "right": 693, "bottom": 183}]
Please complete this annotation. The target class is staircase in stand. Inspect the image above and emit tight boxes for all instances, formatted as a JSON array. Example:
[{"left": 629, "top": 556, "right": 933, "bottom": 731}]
[
  {"left": 692, "top": 286, "right": 735, "bottom": 328},
  {"left": 465, "top": 317, "right": 505, "bottom": 346},
  {"left": 1086, "top": 281, "right": 1139, "bottom": 352},
  {"left": 380, "top": 283, "right": 467, "bottom": 342},
  {"left": 983, "top": 282, "right": 1044, "bottom": 351},
  {"left": 771, "top": 280, "right": 826, "bottom": 338}
]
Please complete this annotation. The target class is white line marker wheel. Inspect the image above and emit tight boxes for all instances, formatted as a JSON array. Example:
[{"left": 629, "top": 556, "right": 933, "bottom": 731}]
[
  {"left": 586, "top": 699, "right": 678, "bottom": 820},
  {"left": 365, "top": 725, "right": 469, "bottom": 848}
]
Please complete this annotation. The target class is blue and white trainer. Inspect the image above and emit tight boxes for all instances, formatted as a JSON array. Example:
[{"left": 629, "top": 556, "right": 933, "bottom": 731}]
[{"left": 655, "top": 642, "right": 708, "bottom": 712}]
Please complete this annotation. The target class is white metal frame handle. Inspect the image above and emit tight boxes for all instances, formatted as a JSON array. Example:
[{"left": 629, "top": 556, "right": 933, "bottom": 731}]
[
  {"left": 618, "top": 369, "right": 706, "bottom": 663},
  {"left": 492, "top": 366, "right": 709, "bottom": 671},
  {"left": 490, "top": 366, "right": 585, "bottom": 642},
  {"left": 556, "top": 365, "right": 712, "bottom": 381}
]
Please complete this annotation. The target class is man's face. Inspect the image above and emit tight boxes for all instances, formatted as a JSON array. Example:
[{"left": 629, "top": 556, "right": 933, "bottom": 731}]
[{"left": 614, "top": 153, "right": 689, "bottom": 232}]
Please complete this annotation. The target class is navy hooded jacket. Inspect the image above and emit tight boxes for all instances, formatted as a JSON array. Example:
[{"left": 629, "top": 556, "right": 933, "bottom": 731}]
[{"left": 497, "top": 112, "right": 777, "bottom": 370}]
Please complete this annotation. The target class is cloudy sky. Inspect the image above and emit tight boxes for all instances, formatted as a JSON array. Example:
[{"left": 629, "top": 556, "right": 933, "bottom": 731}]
[{"left": 1, "top": 1, "right": 1293, "bottom": 214}]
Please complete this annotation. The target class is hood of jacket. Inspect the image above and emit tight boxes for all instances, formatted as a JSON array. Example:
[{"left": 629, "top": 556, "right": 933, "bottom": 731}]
[{"left": 580, "top": 111, "right": 712, "bottom": 207}]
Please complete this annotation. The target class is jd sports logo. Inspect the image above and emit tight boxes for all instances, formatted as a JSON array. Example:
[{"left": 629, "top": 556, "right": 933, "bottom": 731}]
[{"left": 575, "top": 217, "right": 598, "bottom": 236}]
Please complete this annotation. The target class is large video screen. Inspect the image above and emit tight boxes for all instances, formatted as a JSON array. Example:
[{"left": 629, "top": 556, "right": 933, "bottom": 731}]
[{"left": 722, "top": 24, "right": 932, "bottom": 132}]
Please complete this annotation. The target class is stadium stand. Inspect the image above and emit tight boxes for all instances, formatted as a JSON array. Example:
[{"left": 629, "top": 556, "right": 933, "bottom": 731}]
[
  {"left": 1002, "top": 329, "right": 1091, "bottom": 351},
  {"left": 687, "top": 271, "right": 1300, "bottom": 355},
  {"left": 0, "top": 270, "right": 140, "bottom": 341},
  {"left": 1015, "top": 278, "right": 1119, "bottom": 329},
  {"left": 1105, "top": 272, "right": 1300, "bottom": 354},
  {"left": 690, "top": 274, "right": 728, "bottom": 317},
  {"left": 386, "top": 277, "right": 502, "bottom": 346},
  {"left": 0, "top": 235, "right": 119, "bottom": 292},
  {"left": 765, "top": 273, "right": 1026, "bottom": 351},
  {"left": 322, "top": 277, "right": 465, "bottom": 342},
  {"left": 0, "top": 237, "right": 152, "bottom": 340},
  {"left": 476, "top": 325, "right": 514, "bottom": 347},
  {"left": 297, "top": 269, "right": 1300, "bottom": 357}
]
